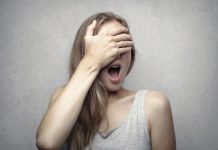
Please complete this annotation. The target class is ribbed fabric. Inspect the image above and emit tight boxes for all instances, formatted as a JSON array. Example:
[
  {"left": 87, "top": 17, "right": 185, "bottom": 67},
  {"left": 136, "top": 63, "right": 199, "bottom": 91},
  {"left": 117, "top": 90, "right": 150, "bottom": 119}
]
[{"left": 85, "top": 90, "right": 151, "bottom": 150}]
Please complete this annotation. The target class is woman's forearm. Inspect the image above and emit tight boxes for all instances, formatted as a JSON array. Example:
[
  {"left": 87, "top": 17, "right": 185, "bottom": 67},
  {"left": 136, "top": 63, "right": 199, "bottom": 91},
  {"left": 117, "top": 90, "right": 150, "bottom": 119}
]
[{"left": 36, "top": 57, "right": 100, "bottom": 149}]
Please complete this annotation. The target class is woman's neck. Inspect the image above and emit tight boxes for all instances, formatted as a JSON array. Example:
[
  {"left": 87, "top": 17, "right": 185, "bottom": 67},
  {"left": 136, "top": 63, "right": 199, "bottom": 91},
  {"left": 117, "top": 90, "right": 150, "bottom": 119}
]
[{"left": 107, "top": 87, "right": 134, "bottom": 103}]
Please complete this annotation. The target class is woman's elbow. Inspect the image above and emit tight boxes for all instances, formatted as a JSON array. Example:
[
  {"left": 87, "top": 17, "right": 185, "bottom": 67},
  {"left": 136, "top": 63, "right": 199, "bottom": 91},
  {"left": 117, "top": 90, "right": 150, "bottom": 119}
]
[{"left": 36, "top": 135, "right": 60, "bottom": 150}]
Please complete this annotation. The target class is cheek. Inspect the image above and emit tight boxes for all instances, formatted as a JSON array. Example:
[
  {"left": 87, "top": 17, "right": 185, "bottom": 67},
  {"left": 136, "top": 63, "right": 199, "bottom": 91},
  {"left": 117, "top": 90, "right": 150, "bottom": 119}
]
[
  {"left": 121, "top": 52, "right": 131, "bottom": 65},
  {"left": 98, "top": 67, "right": 107, "bottom": 80}
]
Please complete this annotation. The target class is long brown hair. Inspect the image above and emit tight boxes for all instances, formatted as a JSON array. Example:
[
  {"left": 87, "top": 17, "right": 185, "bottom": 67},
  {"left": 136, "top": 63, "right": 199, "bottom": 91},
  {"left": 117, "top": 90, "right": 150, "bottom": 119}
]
[{"left": 66, "top": 12, "right": 136, "bottom": 150}]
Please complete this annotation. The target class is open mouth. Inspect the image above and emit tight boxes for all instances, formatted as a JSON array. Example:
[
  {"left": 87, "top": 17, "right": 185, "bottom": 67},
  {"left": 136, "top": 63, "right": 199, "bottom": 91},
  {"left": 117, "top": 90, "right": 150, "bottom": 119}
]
[{"left": 107, "top": 65, "right": 121, "bottom": 79}]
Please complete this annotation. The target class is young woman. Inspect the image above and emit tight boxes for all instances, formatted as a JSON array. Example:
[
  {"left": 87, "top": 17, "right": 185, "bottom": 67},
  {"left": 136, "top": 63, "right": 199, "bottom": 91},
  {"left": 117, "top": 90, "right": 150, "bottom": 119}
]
[{"left": 36, "top": 12, "right": 176, "bottom": 150}]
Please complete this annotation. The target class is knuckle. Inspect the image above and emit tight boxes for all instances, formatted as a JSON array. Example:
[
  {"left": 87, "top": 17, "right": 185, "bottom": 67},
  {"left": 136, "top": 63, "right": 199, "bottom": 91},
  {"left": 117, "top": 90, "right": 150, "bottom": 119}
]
[
  {"left": 102, "top": 32, "right": 109, "bottom": 36},
  {"left": 113, "top": 47, "right": 119, "bottom": 52},
  {"left": 107, "top": 36, "right": 113, "bottom": 42},
  {"left": 109, "top": 42, "right": 116, "bottom": 48}
]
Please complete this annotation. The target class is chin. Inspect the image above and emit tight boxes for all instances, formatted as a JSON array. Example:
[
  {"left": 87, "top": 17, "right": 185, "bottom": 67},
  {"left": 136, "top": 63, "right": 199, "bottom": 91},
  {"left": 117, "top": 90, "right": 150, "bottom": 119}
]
[{"left": 104, "top": 83, "right": 122, "bottom": 92}]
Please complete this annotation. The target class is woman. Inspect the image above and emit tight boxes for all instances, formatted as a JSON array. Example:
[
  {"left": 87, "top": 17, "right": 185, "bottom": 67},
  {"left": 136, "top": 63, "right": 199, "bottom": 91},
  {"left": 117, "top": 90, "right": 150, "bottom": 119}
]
[{"left": 36, "top": 12, "right": 176, "bottom": 150}]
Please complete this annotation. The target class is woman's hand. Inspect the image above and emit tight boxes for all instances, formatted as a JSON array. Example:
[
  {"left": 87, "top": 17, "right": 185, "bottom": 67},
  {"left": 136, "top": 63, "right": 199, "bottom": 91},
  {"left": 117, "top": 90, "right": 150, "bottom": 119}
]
[{"left": 84, "top": 20, "right": 134, "bottom": 70}]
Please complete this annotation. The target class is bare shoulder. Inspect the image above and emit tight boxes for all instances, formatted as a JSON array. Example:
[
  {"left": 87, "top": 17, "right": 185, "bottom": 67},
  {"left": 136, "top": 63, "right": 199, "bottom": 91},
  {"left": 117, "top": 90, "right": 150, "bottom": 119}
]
[
  {"left": 144, "top": 90, "right": 172, "bottom": 135},
  {"left": 145, "top": 90, "right": 173, "bottom": 125},
  {"left": 145, "top": 90, "right": 171, "bottom": 111},
  {"left": 145, "top": 90, "right": 176, "bottom": 149},
  {"left": 47, "top": 85, "right": 66, "bottom": 109}
]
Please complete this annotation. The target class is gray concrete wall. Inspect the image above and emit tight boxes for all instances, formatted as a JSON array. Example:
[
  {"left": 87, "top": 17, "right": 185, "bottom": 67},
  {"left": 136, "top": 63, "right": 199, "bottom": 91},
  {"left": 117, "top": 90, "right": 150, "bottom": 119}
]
[{"left": 0, "top": 0, "right": 218, "bottom": 149}]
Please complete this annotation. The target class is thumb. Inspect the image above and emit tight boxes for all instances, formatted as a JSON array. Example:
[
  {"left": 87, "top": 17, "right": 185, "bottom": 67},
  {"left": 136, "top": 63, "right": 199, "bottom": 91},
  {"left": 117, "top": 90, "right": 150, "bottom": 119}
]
[{"left": 85, "top": 20, "right": 97, "bottom": 37}]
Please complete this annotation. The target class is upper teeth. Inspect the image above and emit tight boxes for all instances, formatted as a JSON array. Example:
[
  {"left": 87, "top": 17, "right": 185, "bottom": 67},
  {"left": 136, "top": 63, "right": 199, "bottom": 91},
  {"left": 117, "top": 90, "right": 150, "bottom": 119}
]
[{"left": 111, "top": 65, "right": 120, "bottom": 68}]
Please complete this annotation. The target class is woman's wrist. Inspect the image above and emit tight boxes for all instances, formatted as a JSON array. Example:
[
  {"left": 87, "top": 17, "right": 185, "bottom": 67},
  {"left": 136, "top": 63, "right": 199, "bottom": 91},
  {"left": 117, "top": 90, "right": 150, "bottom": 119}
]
[{"left": 80, "top": 56, "right": 101, "bottom": 75}]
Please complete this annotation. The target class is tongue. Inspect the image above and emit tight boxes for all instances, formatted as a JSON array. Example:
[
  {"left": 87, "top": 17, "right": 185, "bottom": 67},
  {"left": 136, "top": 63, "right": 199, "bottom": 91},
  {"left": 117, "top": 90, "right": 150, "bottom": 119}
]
[{"left": 109, "top": 70, "right": 119, "bottom": 78}]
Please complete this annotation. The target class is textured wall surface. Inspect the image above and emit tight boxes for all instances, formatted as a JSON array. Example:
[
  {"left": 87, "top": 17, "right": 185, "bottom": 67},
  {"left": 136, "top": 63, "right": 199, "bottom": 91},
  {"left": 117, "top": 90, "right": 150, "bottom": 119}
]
[{"left": 0, "top": 0, "right": 218, "bottom": 149}]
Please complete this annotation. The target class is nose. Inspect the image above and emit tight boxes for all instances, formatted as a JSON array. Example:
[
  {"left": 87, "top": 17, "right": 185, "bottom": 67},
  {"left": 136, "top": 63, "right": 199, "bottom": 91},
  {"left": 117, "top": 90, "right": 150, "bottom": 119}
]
[{"left": 115, "top": 55, "right": 121, "bottom": 61}]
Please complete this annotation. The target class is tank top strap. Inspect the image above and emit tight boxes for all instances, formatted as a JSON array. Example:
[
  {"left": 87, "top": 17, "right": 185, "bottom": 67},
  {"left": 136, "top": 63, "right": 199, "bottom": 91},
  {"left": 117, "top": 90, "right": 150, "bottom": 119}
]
[
  {"left": 130, "top": 90, "right": 149, "bottom": 113},
  {"left": 86, "top": 89, "right": 151, "bottom": 150},
  {"left": 129, "top": 90, "right": 150, "bottom": 136},
  {"left": 136, "top": 90, "right": 149, "bottom": 110},
  {"left": 128, "top": 90, "right": 148, "bottom": 118}
]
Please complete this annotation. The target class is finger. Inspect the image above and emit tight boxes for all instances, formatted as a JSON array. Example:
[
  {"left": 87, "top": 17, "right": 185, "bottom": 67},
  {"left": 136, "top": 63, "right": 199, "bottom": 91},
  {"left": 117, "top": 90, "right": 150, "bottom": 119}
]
[
  {"left": 100, "top": 26, "right": 128, "bottom": 36},
  {"left": 113, "top": 34, "right": 132, "bottom": 42},
  {"left": 85, "top": 20, "right": 97, "bottom": 37},
  {"left": 111, "top": 27, "right": 128, "bottom": 36},
  {"left": 100, "top": 31, "right": 110, "bottom": 36},
  {"left": 116, "top": 41, "right": 134, "bottom": 48},
  {"left": 118, "top": 47, "right": 132, "bottom": 55}
]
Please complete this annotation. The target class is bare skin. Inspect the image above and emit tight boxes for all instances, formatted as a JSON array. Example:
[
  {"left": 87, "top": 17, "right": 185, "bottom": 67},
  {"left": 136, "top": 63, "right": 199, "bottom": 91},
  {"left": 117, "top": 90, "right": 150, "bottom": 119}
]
[
  {"left": 44, "top": 86, "right": 176, "bottom": 150},
  {"left": 98, "top": 87, "right": 176, "bottom": 150},
  {"left": 36, "top": 20, "right": 133, "bottom": 149},
  {"left": 36, "top": 19, "right": 176, "bottom": 150},
  {"left": 94, "top": 20, "right": 176, "bottom": 149},
  {"left": 145, "top": 90, "right": 176, "bottom": 150}
]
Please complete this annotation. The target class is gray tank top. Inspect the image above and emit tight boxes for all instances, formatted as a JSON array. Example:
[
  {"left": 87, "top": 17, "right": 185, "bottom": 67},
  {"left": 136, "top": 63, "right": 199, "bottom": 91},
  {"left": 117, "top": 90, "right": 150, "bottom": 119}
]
[{"left": 85, "top": 90, "right": 151, "bottom": 150}]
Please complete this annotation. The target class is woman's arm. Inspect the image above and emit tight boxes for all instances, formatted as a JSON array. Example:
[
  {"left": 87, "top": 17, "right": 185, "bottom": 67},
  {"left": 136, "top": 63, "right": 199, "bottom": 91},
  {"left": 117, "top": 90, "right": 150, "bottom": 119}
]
[
  {"left": 36, "top": 20, "right": 133, "bottom": 150},
  {"left": 147, "top": 91, "right": 176, "bottom": 150},
  {"left": 36, "top": 58, "right": 100, "bottom": 150}
]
